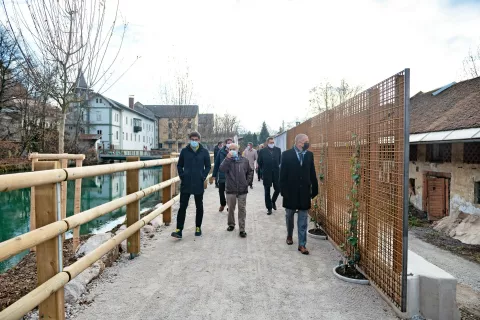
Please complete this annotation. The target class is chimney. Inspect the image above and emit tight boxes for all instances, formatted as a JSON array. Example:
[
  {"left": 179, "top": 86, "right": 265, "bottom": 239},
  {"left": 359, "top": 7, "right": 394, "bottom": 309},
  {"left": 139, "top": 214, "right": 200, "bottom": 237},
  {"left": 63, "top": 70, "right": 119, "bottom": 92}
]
[{"left": 129, "top": 95, "right": 134, "bottom": 109}]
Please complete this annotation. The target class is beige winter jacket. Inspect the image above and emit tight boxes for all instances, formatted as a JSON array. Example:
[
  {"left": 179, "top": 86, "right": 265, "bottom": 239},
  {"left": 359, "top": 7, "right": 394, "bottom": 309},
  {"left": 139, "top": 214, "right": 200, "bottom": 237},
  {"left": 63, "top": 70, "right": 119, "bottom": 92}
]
[{"left": 242, "top": 148, "right": 258, "bottom": 169}]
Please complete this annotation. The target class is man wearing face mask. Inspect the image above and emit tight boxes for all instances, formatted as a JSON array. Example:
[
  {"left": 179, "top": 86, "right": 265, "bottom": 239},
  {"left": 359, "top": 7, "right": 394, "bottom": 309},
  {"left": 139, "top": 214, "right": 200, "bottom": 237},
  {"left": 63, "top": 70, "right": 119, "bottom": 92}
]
[
  {"left": 213, "top": 141, "right": 223, "bottom": 188},
  {"left": 280, "top": 134, "right": 318, "bottom": 255},
  {"left": 171, "top": 131, "right": 212, "bottom": 239},
  {"left": 219, "top": 143, "right": 254, "bottom": 237},
  {"left": 258, "top": 137, "right": 282, "bottom": 215},
  {"left": 212, "top": 138, "right": 233, "bottom": 212},
  {"left": 242, "top": 142, "right": 257, "bottom": 189}
]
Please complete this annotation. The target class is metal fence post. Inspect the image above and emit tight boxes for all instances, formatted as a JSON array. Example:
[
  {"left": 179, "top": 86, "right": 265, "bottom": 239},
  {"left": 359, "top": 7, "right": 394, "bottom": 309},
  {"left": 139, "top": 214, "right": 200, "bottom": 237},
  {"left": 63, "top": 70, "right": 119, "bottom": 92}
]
[
  {"left": 162, "top": 155, "right": 172, "bottom": 226},
  {"left": 126, "top": 156, "right": 140, "bottom": 258},
  {"left": 34, "top": 161, "right": 65, "bottom": 320}
]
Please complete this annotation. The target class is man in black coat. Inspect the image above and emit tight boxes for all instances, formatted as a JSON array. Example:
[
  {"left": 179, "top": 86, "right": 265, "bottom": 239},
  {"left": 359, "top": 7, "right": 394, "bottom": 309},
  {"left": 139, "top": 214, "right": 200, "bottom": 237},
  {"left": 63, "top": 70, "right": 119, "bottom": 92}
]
[
  {"left": 212, "top": 138, "right": 233, "bottom": 212},
  {"left": 280, "top": 133, "right": 318, "bottom": 255},
  {"left": 171, "top": 131, "right": 212, "bottom": 239},
  {"left": 258, "top": 137, "right": 282, "bottom": 215},
  {"left": 213, "top": 141, "right": 223, "bottom": 188}
]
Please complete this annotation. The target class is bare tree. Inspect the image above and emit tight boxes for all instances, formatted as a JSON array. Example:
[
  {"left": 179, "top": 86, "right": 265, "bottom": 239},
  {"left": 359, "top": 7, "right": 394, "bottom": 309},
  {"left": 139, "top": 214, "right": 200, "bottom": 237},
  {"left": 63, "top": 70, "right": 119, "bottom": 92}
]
[
  {"left": 463, "top": 45, "right": 480, "bottom": 79},
  {"left": 212, "top": 113, "right": 240, "bottom": 141},
  {"left": 159, "top": 62, "right": 196, "bottom": 151},
  {"left": 310, "top": 79, "right": 362, "bottom": 114},
  {"left": 2, "top": 0, "right": 127, "bottom": 153}
]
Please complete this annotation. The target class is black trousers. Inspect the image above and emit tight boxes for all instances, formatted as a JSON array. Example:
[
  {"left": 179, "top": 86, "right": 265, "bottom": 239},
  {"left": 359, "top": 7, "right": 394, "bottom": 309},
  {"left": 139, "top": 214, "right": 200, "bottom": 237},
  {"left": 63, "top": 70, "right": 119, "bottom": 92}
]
[
  {"left": 218, "top": 182, "right": 227, "bottom": 206},
  {"left": 264, "top": 181, "right": 280, "bottom": 210},
  {"left": 176, "top": 192, "right": 204, "bottom": 230}
]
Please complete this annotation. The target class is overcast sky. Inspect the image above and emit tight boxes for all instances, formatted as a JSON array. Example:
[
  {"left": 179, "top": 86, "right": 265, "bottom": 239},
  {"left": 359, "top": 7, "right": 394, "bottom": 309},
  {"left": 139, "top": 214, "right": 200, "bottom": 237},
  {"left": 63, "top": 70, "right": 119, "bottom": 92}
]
[{"left": 100, "top": 0, "right": 480, "bottom": 133}]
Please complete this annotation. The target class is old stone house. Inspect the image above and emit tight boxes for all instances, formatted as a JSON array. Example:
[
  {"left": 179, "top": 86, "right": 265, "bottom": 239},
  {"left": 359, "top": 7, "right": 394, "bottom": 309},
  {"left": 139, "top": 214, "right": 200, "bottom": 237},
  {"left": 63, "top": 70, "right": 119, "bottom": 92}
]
[
  {"left": 136, "top": 104, "right": 199, "bottom": 151},
  {"left": 409, "top": 76, "right": 480, "bottom": 244}
]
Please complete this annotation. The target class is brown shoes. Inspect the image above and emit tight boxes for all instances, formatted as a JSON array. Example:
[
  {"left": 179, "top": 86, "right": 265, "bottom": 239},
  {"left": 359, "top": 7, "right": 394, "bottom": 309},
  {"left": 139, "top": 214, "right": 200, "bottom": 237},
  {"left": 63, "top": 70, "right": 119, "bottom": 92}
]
[
  {"left": 219, "top": 206, "right": 225, "bottom": 212},
  {"left": 286, "top": 236, "right": 293, "bottom": 245},
  {"left": 298, "top": 246, "right": 309, "bottom": 255}
]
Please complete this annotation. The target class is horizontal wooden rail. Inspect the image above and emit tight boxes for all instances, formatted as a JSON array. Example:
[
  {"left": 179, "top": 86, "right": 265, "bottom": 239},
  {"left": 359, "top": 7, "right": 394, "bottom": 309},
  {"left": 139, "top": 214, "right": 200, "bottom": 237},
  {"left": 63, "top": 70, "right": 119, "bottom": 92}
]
[
  {"left": 0, "top": 158, "right": 179, "bottom": 192},
  {"left": 0, "top": 194, "right": 181, "bottom": 320},
  {"left": 28, "top": 153, "right": 86, "bottom": 160},
  {"left": 0, "top": 176, "right": 180, "bottom": 262}
]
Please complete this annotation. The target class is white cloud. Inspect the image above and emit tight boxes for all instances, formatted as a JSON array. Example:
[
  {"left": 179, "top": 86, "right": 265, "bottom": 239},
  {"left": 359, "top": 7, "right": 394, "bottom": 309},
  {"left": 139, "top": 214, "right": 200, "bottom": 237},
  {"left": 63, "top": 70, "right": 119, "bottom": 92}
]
[{"left": 97, "top": 0, "right": 480, "bottom": 132}]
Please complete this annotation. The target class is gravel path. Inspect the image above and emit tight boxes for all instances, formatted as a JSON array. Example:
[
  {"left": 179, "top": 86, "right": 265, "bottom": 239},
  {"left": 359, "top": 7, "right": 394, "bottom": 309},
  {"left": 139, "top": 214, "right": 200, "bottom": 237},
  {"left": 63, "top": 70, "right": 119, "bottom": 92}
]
[
  {"left": 73, "top": 179, "right": 398, "bottom": 320},
  {"left": 409, "top": 233, "right": 480, "bottom": 293}
]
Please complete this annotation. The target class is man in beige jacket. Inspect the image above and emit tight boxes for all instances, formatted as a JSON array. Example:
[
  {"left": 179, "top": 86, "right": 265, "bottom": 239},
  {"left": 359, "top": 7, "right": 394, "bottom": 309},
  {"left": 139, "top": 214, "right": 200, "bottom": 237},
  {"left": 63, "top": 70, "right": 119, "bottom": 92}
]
[{"left": 242, "top": 142, "right": 257, "bottom": 189}]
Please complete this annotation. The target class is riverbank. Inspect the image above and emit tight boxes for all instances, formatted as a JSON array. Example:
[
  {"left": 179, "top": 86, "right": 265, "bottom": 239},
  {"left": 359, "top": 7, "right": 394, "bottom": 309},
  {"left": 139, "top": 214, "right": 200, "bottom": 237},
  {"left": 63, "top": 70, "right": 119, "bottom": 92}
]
[{"left": 0, "top": 158, "right": 31, "bottom": 174}]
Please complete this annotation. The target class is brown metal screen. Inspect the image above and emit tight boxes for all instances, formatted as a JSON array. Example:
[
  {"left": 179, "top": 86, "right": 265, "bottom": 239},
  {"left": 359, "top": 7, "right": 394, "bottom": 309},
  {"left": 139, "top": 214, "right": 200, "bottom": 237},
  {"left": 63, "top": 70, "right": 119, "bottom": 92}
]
[{"left": 286, "top": 70, "right": 409, "bottom": 310}]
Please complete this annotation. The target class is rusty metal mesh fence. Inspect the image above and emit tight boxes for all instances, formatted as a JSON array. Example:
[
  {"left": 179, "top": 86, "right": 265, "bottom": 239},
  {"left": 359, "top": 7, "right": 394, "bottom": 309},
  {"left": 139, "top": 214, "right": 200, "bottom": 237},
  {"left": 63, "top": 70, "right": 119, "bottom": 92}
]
[{"left": 286, "top": 70, "right": 409, "bottom": 310}]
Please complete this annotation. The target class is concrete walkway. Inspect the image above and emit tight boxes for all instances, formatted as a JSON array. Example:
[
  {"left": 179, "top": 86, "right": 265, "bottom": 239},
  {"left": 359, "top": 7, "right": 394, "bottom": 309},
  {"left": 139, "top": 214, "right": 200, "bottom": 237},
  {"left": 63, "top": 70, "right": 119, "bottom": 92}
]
[{"left": 74, "top": 179, "right": 398, "bottom": 320}]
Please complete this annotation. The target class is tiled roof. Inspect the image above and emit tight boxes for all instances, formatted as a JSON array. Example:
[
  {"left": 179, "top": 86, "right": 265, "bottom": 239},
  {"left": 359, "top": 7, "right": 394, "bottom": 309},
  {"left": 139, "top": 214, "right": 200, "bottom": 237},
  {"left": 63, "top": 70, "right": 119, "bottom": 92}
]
[
  {"left": 142, "top": 104, "right": 199, "bottom": 118},
  {"left": 410, "top": 76, "right": 480, "bottom": 133}
]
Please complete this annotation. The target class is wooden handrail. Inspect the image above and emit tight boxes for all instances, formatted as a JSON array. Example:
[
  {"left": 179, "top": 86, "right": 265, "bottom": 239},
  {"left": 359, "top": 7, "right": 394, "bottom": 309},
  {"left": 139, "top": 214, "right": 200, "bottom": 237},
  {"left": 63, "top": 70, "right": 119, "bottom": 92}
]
[
  {"left": 28, "top": 153, "right": 86, "bottom": 160},
  {"left": 0, "top": 158, "right": 214, "bottom": 320},
  {"left": 0, "top": 176, "right": 180, "bottom": 262},
  {"left": 0, "top": 158, "right": 179, "bottom": 192}
]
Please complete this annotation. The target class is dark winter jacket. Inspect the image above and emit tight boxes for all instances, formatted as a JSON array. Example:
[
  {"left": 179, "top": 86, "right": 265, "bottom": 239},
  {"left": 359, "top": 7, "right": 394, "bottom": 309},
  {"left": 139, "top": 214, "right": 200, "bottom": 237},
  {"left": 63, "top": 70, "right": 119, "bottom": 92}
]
[
  {"left": 280, "top": 148, "right": 318, "bottom": 210},
  {"left": 212, "top": 147, "right": 229, "bottom": 183},
  {"left": 177, "top": 143, "right": 212, "bottom": 195},
  {"left": 214, "top": 145, "right": 220, "bottom": 163},
  {"left": 258, "top": 146, "right": 282, "bottom": 187},
  {"left": 219, "top": 156, "right": 254, "bottom": 195}
]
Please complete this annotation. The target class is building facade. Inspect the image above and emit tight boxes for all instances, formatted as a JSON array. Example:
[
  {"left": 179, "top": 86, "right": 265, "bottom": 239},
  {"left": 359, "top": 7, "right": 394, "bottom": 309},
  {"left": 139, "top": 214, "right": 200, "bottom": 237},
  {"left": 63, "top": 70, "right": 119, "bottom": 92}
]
[
  {"left": 136, "top": 104, "right": 199, "bottom": 151},
  {"left": 67, "top": 94, "right": 156, "bottom": 151},
  {"left": 408, "top": 77, "right": 480, "bottom": 244}
]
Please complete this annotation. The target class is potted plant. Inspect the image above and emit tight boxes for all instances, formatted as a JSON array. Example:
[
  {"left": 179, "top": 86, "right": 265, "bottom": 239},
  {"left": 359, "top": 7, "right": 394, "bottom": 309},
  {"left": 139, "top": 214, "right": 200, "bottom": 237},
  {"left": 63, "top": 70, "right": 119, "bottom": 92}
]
[
  {"left": 308, "top": 197, "right": 327, "bottom": 240},
  {"left": 308, "top": 147, "right": 327, "bottom": 240},
  {"left": 333, "top": 133, "right": 368, "bottom": 285}
]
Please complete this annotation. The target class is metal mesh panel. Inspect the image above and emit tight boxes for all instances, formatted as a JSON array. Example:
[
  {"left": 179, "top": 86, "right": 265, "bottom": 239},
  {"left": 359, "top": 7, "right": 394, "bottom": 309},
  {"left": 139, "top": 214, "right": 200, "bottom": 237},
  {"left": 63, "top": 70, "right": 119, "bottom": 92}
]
[
  {"left": 464, "top": 142, "right": 480, "bottom": 164},
  {"left": 286, "top": 70, "right": 408, "bottom": 309}
]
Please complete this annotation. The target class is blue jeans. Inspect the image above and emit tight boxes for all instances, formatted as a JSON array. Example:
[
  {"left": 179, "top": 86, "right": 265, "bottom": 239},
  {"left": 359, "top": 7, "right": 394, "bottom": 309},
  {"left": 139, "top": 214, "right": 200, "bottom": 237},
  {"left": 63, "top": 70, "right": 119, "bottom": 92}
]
[{"left": 285, "top": 209, "right": 308, "bottom": 247}]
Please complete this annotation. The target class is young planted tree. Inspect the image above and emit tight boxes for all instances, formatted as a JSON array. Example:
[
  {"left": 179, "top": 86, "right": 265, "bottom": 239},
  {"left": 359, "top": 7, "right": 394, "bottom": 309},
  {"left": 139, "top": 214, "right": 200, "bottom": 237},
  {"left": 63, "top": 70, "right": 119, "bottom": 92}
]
[{"left": 2, "top": 0, "right": 127, "bottom": 153}]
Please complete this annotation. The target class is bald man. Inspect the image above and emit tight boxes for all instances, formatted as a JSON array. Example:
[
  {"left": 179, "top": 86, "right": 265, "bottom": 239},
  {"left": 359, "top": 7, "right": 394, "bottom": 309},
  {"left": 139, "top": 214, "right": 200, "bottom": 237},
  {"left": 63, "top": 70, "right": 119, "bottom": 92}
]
[{"left": 279, "top": 134, "right": 318, "bottom": 255}]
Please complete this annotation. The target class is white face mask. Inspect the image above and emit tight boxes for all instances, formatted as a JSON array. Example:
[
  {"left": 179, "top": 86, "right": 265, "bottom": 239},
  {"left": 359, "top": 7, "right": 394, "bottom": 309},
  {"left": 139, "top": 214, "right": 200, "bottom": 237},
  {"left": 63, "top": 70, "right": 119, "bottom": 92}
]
[
  {"left": 268, "top": 143, "right": 274, "bottom": 148},
  {"left": 246, "top": 146, "right": 251, "bottom": 150},
  {"left": 226, "top": 143, "right": 232, "bottom": 149}
]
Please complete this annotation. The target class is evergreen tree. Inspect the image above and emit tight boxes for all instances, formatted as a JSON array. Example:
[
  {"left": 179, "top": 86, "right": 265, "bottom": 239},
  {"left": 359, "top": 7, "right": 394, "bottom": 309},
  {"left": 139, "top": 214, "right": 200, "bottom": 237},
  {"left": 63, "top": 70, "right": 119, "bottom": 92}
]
[
  {"left": 259, "top": 121, "right": 270, "bottom": 144},
  {"left": 252, "top": 133, "right": 258, "bottom": 146}
]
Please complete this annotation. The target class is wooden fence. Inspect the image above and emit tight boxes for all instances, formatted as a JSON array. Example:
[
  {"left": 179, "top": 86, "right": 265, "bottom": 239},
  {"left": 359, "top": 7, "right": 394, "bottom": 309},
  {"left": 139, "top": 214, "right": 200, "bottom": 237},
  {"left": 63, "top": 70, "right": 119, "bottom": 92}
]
[
  {"left": 0, "top": 154, "right": 214, "bottom": 320},
  {"left": 286, "top": 70, "right": 410, "bottom": 311}
]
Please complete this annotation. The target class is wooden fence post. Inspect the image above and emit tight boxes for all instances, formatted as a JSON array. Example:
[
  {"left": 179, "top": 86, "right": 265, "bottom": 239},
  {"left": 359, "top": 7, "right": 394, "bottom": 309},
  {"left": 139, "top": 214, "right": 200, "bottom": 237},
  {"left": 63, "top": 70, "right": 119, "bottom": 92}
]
[
  {"left": 73, "top": 159, "right": 83, "bottom": 251},
  {"left": 34, "top": 161, "right": 65, "bottom": 320},
  {"left": 30, "top": 153, "right": 38, "bottom": 252},
  {"left": 162, "top": 155, "right": 172, "bottom": 226},
  {"left": 126, "top": 156, "right": 141, "bottom": 257}
]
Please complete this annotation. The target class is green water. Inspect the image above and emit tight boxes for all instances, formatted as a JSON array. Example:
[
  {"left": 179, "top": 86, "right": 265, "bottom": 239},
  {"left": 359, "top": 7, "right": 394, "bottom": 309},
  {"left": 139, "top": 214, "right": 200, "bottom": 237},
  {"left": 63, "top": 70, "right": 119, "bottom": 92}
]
[{"left": 0, "top": 167, "right": 163, "bottom": 273}]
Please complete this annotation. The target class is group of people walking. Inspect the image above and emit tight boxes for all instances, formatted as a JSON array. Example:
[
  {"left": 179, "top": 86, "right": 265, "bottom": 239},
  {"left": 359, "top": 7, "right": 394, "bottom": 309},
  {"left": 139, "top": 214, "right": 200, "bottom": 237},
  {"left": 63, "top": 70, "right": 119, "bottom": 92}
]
[{"left": 171, "top": 131, "right": 318, "bottom": 255}]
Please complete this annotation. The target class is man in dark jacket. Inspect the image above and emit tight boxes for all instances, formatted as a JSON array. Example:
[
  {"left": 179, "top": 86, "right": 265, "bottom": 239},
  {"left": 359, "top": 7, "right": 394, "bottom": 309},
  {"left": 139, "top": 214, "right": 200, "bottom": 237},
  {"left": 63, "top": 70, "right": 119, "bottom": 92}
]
[
  {"left": 213, "top": 141, "right": 223, "bottom": 188},
  {"left": 280, "top": 133, "right": 318, "bottom": 255},
  {"left": 212, "top": 138, "right": 233, "bottom": 212},
  {"left": 219, "top": 143, "right": 254, "bottom": 238},
  {"left": 258, "top": 137, "right": 281, "bottom": 215},
  {"left": 171, "top": 131, "right": 212, "bottom": 239}
]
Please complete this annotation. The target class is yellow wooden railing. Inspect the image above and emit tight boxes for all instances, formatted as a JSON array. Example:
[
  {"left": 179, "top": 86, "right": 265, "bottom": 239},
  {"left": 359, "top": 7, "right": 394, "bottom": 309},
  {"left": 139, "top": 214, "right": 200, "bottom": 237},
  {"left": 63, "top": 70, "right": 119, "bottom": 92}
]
[{"left": 0, "top": 154, "right": 214, "bottom": 320}]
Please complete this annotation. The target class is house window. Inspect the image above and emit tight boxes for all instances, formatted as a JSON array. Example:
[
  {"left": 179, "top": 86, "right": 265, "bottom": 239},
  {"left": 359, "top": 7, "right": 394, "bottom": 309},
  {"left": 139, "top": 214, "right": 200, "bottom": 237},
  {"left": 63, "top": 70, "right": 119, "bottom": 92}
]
[
  {"left": 100, "top": 98, "right": 103, "bottom": 103},
  {"left": 130, "top": 133, "right": 132, "bottom": 140},
  {"left": 125, "top": 132, "right": 127, "bottom": 141},
  {"left": 96, "top": 112, "right": 101, "bottom": 121},
  {"left": 426, "top": 143, "right": 451, "bottom": 163},
  {"left": 97, "top": 130, "right": 102, "bottom": 135},
  {"left": 68, "top": 126, "right": 73, "bottom": 131},
  {"left": 159, "top": 143, "right": 163, "bottom": 149},
  {"left": 475, "top": 182, "right": 480, "bottom": 204},
  {"left": 187, "top": 119, "right": 192, "bottom": 129},
  {"left": 130, "top": 119, "right": 132, "bottom": 126},
  {"left": 409, "top": 145, "right": 418, "bottom": 162},
  {"left": 125, "top": 117, "right": 128, "bottom": 125},
  {"left": 116, "top": 131, "right": 118, "bottom": 140},
  {"left": 96, "top": 98, "right": 98, "bottom": 103},
  {"left": 143, "top": 136, "right": 145, "bottom": 142},
  {"left": 464, "top": 142, "right": 480, "bottom": 164}
]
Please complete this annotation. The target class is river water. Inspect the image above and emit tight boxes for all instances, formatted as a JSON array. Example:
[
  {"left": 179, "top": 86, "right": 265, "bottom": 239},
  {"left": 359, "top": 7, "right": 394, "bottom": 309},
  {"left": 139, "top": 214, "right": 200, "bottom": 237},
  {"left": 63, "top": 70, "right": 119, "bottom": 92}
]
[{"left": 0, "top": 167, "right": 163, "bottom": 273}]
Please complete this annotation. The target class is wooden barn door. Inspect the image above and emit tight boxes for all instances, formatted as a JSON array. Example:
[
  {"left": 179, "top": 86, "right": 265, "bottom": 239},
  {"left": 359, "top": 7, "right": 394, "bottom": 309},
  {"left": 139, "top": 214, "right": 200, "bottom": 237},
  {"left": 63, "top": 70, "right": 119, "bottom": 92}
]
[{"left": 426, "top": 176, "right": 449, "bottom": 221}]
